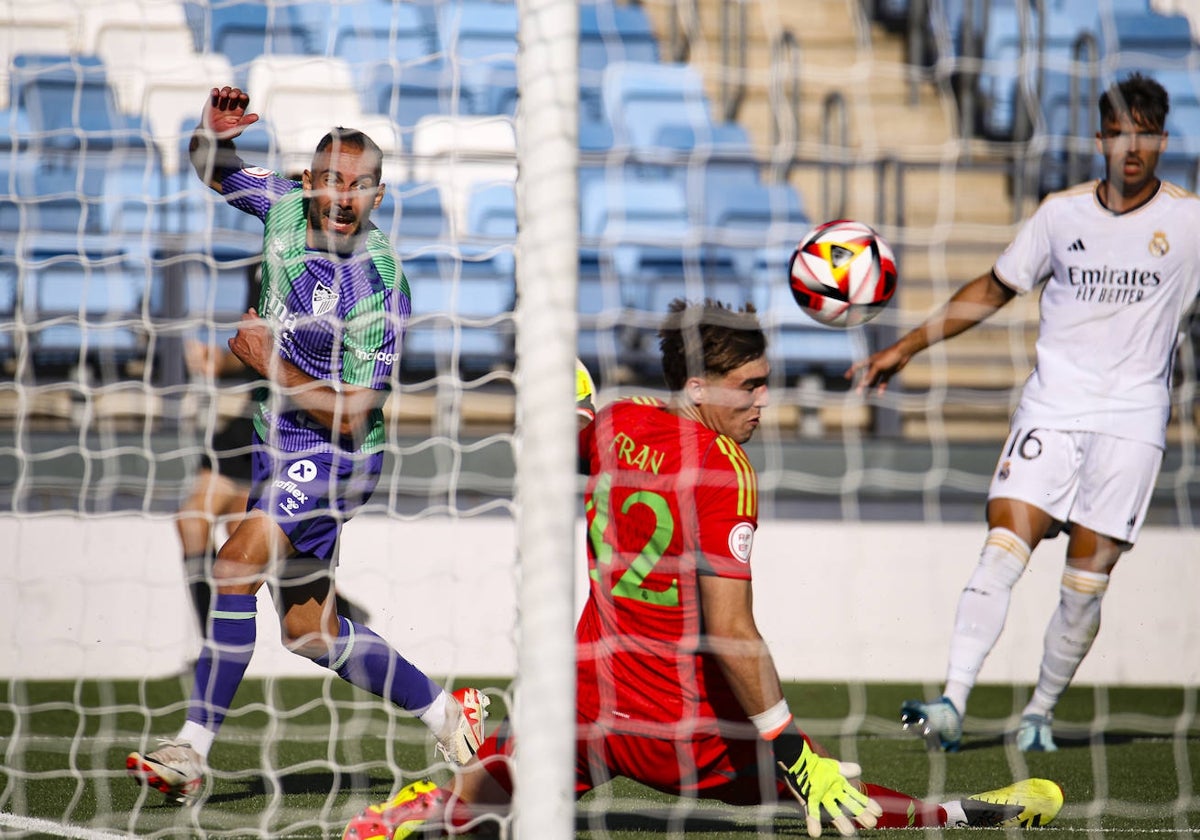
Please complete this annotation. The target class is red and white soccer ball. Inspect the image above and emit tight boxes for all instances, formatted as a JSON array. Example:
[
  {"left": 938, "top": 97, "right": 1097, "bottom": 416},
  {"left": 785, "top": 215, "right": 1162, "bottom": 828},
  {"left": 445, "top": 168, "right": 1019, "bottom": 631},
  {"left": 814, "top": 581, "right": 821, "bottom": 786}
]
[{"left": 788, "top": 219, "right": 897, "bottom": 328}]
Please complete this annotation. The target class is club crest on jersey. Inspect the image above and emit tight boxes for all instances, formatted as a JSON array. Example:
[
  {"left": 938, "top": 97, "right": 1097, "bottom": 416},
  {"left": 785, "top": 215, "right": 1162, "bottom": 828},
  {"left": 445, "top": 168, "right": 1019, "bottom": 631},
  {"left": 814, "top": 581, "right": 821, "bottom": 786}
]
[
  {"left": 312, "top": 281, "right": 339, "bottom": 316},
  {"left": 998, "top": 460, "right": 1011, "bottom": 481},
  {"left": 728, "top": 522, "right": 754, "bottom": 563},
  {"left": 242, "top": 166, "right": 272, "bottom": 178},
  {"left": 1149, "top": 231, "right": 1169, "bottom": 258}
]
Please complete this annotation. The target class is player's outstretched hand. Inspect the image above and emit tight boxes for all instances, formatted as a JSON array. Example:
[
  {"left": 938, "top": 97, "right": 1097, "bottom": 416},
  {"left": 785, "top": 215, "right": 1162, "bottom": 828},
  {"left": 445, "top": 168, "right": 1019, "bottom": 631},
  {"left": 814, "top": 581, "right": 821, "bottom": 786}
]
[
  {"left": 845, "top": 342, "right": 911, "bottom": 394},
  {"left": 776, "top": 740, "right": 882, "bottom": 837},
  {"left": 202, "top": 86, "right": 260, "bottom": 141}
]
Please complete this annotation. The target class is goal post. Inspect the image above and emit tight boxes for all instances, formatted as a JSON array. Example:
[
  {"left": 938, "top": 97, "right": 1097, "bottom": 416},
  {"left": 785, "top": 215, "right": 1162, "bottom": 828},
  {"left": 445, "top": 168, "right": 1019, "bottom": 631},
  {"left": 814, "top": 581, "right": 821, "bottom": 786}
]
[{"left": 513, "top": 0, "right": 580, "bottom": 837}]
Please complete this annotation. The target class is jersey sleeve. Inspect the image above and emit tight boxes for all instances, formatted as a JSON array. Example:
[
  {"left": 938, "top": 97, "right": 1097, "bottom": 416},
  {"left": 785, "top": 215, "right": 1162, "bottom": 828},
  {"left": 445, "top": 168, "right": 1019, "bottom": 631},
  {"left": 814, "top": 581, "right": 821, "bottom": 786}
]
[
  {"left": 993, "top": 196, "right": 1055, "bottom": 294},
  {"left": 218, "top": 168, "right": 300, "bottom": 222},
  {"left": 693, "top": 435, "right": 757, "bottom": 581}
]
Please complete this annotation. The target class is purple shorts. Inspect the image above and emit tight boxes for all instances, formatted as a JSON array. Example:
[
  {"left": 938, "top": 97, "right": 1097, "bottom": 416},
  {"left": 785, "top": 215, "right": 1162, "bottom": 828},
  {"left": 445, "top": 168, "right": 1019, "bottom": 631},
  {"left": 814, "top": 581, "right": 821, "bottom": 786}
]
[{"left": 247, "top": 429, "right": 384, "bottom": 561}]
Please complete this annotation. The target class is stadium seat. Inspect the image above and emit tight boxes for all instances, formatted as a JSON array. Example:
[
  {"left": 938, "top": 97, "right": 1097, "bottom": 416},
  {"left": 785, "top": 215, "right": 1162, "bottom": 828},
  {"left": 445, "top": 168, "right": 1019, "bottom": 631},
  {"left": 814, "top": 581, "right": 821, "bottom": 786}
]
[
  {"left": 411, "top": 115, "right": 517, "bottom": 236},
  {"left": 463, "top": 182, "right": 516, "bottom": 275},
  {"left": 0, "top": 13, "right": 76, "bottom": 111},
  {"left": 703, "top": 180, "right": 810, "bottom": 279},
  {"left": 147, "top": 247, "right": 256, "bottom": 345},
  {"left": 1108, "top": 10, "right": 1194, "bottom": 61},
  {"left": 579, "top": 3, "right": 659, "bottom": 75},
  {"left": 3, "top": 150, "right": 128, "bottom": 254},
  {"left": 22, "top": 250, "right": 146, "bottom": 371},
  {"left": 246, "top": 56, "right": 404, "bottom": 181},
  {"left": 602, "top": 62, "right": 715, "bottom": 150},
  {"left": 11, "top": 54, "right": 144, "bottom": 151},
  {"left": 402, "top": 252, "right": 515, "bottom": 376},
  {"left": 437, "top": 0, "right": 518, "bottom": 64},
  {"left": 435, "top": 1, "right": 519, "bottom": 116},
  {"left": 185, "top": 0, "right": 313, "bottom": 82},
  {"left": 292, "top": 0, "right": 436, "bottom": 58},
  {"left": 133, "top": 53, "right": 240, "bottom": 176},
  {"left": 366, "top": 63, "right": 460, "bottom": 132},
  {"left": 328, "top": 5, "right": 446, "bottom": 126},
  {"left": 976, "top": 1, "right": 1102, "bottom": 140},
  {"left": 371, "top": 181, "right": 448, "bottom": 245}
]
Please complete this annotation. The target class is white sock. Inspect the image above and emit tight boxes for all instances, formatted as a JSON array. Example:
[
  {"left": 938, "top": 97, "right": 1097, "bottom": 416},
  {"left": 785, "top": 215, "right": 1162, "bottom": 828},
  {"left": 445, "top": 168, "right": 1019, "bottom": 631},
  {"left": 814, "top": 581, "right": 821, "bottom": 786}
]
[
  {"left": 177, "top": 721, "right": 216, "bottom": 759},
  {"left": 1024, "top": 567, "right": 1108, "bottom": 718},
  {"left": 944, "top": 528, "right": 1031, "bottom": 714},
  {"left": 417, "top": 689, "right": 452, "bottom": 736},
  {"left": 940, "top": 799, "right": 968, "bottom": 828}
]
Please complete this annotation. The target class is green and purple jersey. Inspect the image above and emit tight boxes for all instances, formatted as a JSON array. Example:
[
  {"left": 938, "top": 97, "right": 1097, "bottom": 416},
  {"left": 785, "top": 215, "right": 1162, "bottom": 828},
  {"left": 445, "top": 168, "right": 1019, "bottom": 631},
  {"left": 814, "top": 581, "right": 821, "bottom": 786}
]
[{"left": 220, "top": 167, "right": 411, "bottom": 454}]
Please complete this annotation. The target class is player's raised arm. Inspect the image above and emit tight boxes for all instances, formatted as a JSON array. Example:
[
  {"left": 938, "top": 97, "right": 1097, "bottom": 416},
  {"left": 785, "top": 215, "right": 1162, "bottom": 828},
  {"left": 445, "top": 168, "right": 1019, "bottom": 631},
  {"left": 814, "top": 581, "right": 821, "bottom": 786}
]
[
  {"left": 847, "top": 269, "right": 1017, "bottom": 393},
  {"left": 189, "top": 86, "right": 260, "bottom": 192}
]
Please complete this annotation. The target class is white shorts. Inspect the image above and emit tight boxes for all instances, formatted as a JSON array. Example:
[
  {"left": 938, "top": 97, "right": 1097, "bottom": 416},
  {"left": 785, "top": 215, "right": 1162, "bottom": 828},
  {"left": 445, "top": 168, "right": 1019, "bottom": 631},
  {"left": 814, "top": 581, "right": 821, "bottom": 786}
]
[{"left": 987, "top": 427, "right": 1163, "bottom": 545}]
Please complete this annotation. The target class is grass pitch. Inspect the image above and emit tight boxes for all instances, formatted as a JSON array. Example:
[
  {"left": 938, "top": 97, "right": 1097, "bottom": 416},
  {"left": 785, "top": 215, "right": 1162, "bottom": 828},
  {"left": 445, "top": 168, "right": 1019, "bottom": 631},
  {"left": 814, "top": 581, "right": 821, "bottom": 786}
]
[{"left": 1, "top": 678, "right": 1197, "bottom": 838}]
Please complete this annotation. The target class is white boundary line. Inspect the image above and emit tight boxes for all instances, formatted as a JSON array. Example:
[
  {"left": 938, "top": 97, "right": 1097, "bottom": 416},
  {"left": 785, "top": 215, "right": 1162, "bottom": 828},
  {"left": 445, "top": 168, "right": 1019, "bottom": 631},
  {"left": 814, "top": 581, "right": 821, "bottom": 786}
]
[{"left": 0, "top": 812, "right": 130, "bottom": 839}]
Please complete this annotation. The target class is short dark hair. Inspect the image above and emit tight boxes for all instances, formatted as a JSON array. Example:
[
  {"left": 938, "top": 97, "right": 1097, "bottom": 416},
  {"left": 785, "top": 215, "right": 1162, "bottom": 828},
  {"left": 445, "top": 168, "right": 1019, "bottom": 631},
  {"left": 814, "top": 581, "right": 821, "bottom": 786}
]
[
  {"left": 658, "top": 298, "right": 766, "bottom": 392},
  {"left": 314, "top": 127, "right": 384, "bottom": 182},
  {"left": 1100, "top": 72, "right": 1170, "bottom": 131}
]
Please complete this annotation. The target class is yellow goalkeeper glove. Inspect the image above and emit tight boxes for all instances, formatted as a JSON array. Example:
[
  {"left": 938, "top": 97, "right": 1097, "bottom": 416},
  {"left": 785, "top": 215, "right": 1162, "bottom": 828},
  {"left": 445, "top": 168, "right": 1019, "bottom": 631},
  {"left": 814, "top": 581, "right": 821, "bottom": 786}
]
[
  {"left": 575, "top": 358, "right": 596, "bottom": 424},
  {"left": 776, "top": 740, "right": 882, "bottom": 837}
]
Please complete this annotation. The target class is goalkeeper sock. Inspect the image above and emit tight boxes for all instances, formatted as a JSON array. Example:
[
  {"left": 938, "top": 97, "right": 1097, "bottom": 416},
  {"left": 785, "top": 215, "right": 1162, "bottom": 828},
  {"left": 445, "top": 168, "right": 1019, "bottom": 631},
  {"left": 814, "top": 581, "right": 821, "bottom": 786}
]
[
  {"left": 859, "top": 783, "right": 945, "bottom": 828},
  {"left": 185, "top": 592, "right": 257, "bottom": 734},
  {"left": 1024, "top": 567, "right": 1108, "bottom": 718},
  {"left": 316, "top": 617, "right": 441, "bottom": 716},
  {"left": 944, "top": 527, "right": 1030, "bottom": 710}
]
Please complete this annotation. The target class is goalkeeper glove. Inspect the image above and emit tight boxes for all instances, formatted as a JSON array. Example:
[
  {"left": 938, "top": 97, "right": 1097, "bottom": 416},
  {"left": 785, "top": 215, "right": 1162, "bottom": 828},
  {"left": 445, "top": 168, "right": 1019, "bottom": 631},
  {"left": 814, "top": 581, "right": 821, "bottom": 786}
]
[
  {"left": 575, "top": 358, "right": 597, "bottom": 423},
  {"left": 775, "top": 738, "right": 882, "bottom": 838}
]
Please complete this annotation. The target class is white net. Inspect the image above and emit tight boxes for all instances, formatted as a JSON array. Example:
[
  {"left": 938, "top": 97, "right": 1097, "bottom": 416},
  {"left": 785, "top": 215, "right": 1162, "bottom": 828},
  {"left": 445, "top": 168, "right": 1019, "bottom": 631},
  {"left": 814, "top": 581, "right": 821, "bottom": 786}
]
[{"left": 2, "top": 0, "right": 1199, "bottom": 838}]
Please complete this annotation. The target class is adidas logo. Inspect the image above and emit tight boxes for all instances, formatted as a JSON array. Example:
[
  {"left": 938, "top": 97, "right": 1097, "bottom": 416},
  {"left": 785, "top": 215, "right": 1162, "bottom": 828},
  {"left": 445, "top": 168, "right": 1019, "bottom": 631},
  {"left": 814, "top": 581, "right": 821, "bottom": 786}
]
[{"left": 1067, "top": 238, "right": 1086, "bottom": 252}]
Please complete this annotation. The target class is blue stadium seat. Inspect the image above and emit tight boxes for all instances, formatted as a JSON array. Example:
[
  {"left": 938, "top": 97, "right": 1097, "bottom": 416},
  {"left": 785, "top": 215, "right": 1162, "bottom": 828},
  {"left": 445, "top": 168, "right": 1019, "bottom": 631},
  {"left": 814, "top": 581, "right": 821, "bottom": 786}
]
[
  {"left": 703, "top": 180, "right": 810, "bottom": 279},
  {"left": 11, "top": 54, "right": 143, "bottom": 150},
  {"left": 438, "top": 0, "right": 519, "bottom": 63},
  {"left": 434, "top": 1, "right": 519, "bottom": 116},
  {"left": 602, "top": 62, "right": 715, "bottom": 149},
  {"left": 976, "top": 1, "right": 1102, "bottom": 140},
  {"left": 366, "top": 63, "right": 460, "bottom": 131},
  {"left": 329, "top": 5, "right": 445, "bottom": 124},
  {"left": 465, "top": 182, "right": 516, "bottom": 239},
  {"left": 292, "top": 1, "right": 436, "bottom": 58},
  {"left": 579, "top": 3, "right": 659, "bottom": 75},
  {"left": 0, "top": 150, "right": 135, "bottom": 256},
  {"left": 372, "top": 181, "right": 448, "bottom": 244},
  {"left": 148, "top": 248, "right": 256, "bottom": 345},
  {"left": 401, "top": 251, "right": 515, "bottom": 376},
  {"left": 185, "top": 1, "right": 313, "bottom": 82},
  {"left": 23, "top": 250, "right": 146, "bottom": 370},
  {"left": 1108, "top": 10, "right": 1194, "bottom": 61}
]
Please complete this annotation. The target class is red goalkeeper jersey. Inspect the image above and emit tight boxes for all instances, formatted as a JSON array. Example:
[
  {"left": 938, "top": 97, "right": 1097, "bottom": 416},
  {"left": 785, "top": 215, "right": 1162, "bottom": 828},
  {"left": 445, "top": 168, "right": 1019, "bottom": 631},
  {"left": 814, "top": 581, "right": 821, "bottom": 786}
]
[{"left": 576, "top": 397, "right": 758, "bottom": 735}]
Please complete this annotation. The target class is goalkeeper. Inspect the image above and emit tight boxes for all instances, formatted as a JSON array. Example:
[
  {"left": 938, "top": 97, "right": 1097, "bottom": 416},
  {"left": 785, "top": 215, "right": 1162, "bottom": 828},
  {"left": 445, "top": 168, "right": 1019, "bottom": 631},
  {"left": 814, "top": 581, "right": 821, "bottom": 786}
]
[{"left": 346, "top": 300, "right": 1062, "bottom": 839}]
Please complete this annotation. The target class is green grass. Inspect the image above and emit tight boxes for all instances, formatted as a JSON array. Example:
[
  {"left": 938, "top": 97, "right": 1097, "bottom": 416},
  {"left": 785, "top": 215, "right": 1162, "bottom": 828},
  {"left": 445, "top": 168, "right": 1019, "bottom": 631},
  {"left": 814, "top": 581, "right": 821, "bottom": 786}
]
[{"left": 1, "top": 678, "right": 1197, "bottom": 838}]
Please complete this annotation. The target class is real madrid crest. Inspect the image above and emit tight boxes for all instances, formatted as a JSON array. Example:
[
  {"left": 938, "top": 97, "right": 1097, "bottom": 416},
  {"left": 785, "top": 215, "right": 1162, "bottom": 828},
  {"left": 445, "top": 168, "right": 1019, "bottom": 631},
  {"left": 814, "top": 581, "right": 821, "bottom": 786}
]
[
  {"left": 312, "top": 281, "right": 339, "bottom": 317},
  {"left": 1149, "top": 230, "right": 1169, "bottom": 257}
]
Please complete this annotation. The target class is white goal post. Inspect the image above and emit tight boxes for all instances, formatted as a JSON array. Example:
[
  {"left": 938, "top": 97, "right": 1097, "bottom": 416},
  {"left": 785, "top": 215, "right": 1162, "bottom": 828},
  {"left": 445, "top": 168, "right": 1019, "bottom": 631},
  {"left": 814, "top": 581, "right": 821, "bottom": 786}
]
[{"left": 513, "top": 0, "right": 580, "bottom": 837}]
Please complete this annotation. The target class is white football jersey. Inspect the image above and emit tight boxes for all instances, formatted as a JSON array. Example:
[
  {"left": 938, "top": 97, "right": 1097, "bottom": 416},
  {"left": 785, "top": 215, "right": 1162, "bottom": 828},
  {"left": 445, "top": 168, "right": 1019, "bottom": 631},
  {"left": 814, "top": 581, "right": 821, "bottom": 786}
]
[{"left": 993, "top": 180, "right": 1200, "bottom": 448}]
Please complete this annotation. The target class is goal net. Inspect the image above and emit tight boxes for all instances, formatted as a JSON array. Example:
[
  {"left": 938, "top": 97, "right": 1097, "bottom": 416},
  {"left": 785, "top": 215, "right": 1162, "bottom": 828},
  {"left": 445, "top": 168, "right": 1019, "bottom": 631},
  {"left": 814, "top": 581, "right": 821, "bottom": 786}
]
[{"left": 1, "top": 0, "right": 1199, "bottom": 838}]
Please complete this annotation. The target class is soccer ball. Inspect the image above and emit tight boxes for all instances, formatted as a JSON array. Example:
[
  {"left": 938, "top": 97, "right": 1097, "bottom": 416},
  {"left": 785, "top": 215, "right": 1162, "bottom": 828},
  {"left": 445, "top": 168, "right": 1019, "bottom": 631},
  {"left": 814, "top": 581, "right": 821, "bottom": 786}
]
[{"left": 788, "top": 219, "right": 897, "bottom": 328}]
